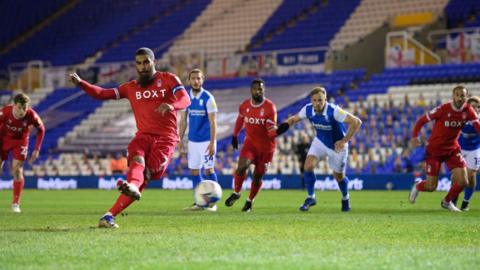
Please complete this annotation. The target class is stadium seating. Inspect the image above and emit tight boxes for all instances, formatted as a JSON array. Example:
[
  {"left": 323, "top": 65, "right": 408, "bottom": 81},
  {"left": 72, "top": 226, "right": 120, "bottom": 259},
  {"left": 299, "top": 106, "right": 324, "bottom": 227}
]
[
  {"left": 445, "top": 0, "right": 480, "bottom": 28},
  {"left": 98, "top": 0, "right": 211, "bottom": 63},
  {"left": 0, "top": 0, "right": 68, "bottom": 48},
  {"left": 163, "top": 0, "right": 283, "bottom": 58},
  {"left": 0, "top": 0, "right": 199, "bottom": 68},
  {"left": 249, "top": 0, "right": 360, "bottom": 58}
]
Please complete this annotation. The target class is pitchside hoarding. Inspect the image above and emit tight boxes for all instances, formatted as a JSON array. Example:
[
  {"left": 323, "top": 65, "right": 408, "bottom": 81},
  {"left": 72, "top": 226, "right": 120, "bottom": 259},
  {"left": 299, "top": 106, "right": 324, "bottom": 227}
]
[{"left": 1, "top": 174, "right": 477, "bottom": 191}]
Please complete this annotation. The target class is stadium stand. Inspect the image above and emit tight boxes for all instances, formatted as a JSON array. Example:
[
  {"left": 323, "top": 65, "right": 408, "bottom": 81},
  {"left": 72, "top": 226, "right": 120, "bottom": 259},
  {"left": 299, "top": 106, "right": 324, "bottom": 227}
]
[
  {"left": 162, "top": 0, "right": 283, "bottom": 58},
  {"left": 329, "top": 0, "right": 449, "bottom": 50},
  {"left": 0, "top": 0, "right": 69, "bottom": 49},
  {"left": 445, "top": 0, "right": 480, "bottom": 28},
  {"left": 249, "top": 0, "right": 360, "bottom": 57}
]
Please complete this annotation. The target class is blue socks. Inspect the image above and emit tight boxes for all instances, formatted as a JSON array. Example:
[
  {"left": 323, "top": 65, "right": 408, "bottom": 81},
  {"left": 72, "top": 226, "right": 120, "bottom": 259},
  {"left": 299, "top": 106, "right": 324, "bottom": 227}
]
[
  {"left": 206, "top": 171, "right": 218, "bottom": 182},
  {"left": 304, "top": 171, "right": 316, "bottom": 197},
  {"left": 338, "top": 177, "right": 349, "bottom": 200},
  {"left": 192, "top": 174, "right": 202, "bottom": 189},
  {"left": 464, "top": 186, "right": 474, "bottom": 201}
]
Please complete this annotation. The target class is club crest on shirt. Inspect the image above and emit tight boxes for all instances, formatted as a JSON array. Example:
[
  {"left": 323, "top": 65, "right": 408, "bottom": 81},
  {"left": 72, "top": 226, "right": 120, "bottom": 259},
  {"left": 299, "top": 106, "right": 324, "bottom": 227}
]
[
  {"left": 462, "top": 113, "right": 466, "bottom": 120},
  {"left": 199, "top": 99, "right": 204, "bottom": 106},
  {"left": 246, "top": 108, "right": 250, "bottom": 113},
  {"left": 156, "top": 80, "right": 162, "bottom": 87},
  {"left": 260, "top": 108, "right": 264, "bottom": 116}
]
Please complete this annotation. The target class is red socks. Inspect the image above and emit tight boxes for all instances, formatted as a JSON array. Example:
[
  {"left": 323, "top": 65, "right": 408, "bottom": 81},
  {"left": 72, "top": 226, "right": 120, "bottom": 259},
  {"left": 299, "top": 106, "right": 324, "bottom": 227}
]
[
  {"left": 127, "top": 162, "right": 145, "bottom": 188},
  {"left": 12, "top": 179, "right": 24, "bottom": 204},
  {"left": 416, "top": 180, "right": 427, "bottom": 191},
  {"left": 109, "top": 182, "right": 147, "bottom": 216},
  {"left": 445, "top": 181, "right": 464, "bottom": 203},
  {"left": 234, "top": 173, "right": 246, "bottom": 193},
  {"left": 248, "top": 180, "right": 262, "bottom": 201}
]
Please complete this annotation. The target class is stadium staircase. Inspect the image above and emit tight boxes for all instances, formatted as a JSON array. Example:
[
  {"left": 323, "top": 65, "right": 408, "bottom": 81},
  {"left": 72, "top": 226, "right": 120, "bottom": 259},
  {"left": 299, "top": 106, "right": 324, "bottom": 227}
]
[{"left": 329, "top": 0, "right": 449, "bottom": 50}]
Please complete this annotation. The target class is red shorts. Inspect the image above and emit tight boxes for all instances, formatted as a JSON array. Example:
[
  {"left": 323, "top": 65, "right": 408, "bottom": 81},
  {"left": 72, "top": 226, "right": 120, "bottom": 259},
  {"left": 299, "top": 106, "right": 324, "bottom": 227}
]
[
  {"left": 425, "top": 147, "right": 466, "bottom": 176},
  {"left": 127, "top": 133, "right": 177, "bottom": 180},
  {"left": 239, "top": 140, "right": 274, "bottom": 175},
  {"left": 1, "top": 137, "right": 28, "bottom": 161}
]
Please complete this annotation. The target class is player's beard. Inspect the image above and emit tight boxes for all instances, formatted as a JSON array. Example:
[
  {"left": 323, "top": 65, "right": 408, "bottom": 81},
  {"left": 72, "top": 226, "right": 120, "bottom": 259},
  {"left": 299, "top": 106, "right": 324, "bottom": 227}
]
[
  {"left": 137, "top": 73, "right": 155, "bottom": 88},
  {"left": 252, "top": 95, "right": 264, "bottom": 104}
]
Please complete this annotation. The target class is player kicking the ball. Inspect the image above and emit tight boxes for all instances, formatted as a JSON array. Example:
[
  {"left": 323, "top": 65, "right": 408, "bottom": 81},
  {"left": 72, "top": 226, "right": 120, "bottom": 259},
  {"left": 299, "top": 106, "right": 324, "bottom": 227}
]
[
  {"left": 70, "top": 47, "right": 190, "bottom": 228},
  {"left": 409, "top": 86, "right": 480, "bottom": 212}
]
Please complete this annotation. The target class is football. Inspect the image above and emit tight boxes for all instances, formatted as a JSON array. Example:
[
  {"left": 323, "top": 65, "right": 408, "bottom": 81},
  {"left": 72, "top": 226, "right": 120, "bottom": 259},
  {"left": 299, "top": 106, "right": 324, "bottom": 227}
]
[{"left": 194, "top": 180, "right": 222, "bottom": 207}]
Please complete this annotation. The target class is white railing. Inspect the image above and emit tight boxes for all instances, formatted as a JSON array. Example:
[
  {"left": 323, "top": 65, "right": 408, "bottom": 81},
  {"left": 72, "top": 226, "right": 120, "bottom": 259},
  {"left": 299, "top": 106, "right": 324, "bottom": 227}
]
[
  {"left": 428, "top": 26, "right": 480, "bottom": 44},
  {"left": 386, "top": 31, "right": 441, "bottom": 66}
]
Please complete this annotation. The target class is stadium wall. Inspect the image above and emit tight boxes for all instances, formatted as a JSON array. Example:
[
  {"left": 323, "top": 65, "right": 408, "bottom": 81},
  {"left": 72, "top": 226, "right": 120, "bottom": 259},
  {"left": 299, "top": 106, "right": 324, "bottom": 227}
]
[{"left": 1, "top": 174, "right": 478, "bottom": 191}]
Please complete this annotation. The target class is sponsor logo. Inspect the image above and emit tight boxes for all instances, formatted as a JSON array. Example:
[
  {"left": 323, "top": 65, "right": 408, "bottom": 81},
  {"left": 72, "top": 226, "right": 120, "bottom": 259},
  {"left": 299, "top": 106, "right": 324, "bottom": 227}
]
[
  {"left": 231, "top": 177, "right": 282, "bottom": 190},
  {"left": 444, "top": 120, "right": 465, "bottom": 127},
  {"left": 135, "top": 89, "right": 166, "bottom": 100},
  {"left": 244, "top": 117, "right": 266, "bottom": 125},
  {"left": 315, "top": 176, "right": 364, "bottom": 190},
  {"left": 98, "top": 176, "right": 124, "bottom": 189},
  {"left": 37, "top": 177, "right": 77, "bottom": 190},
  {"left": 0, "top": 179, "right": 13, "bottom": 190}
]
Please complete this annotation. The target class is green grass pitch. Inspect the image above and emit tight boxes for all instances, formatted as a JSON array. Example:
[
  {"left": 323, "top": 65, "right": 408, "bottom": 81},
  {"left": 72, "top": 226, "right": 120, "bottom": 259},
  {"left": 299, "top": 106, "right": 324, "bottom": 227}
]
[{"left": 0, "top": 189, "right": 479, "bottom": 269}]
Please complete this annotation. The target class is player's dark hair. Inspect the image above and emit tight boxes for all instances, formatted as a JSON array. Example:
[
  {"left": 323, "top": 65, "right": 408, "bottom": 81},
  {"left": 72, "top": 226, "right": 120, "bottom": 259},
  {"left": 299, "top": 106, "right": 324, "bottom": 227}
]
[
  {"left": 453, "top": 85, "right": 467, "bottom": 94},
  {"left": 135, "top": 47, "right": 155, "bottom": 60},
  {"left": 189, "top": 69, "right": 204, "bottom": 79},
  {"left": 310, "top": 86, "right": 327, "bottom": 97},
  {"left": 251, "top": 78, "right": 264, "bottom": 88},
  {"left": 13, "top": 93, "right": 30, "bottom": 105}
]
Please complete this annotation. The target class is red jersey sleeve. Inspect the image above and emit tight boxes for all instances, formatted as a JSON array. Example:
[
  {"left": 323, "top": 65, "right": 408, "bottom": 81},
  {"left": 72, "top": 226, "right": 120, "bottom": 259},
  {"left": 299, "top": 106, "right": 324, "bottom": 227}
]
[
  {"left": 0, "top": 107, "right": 5, "bottom": 124},
  {"left": 233, "top": 102, "right": 246, "bottom": 137},
  {"left": 266, "top": 102, "right": 277, "bottom": 139},
  {"left": 79, "top": 80, "right": 120, "bottom": 100},
  {"left": 30, "top": 110, "right": 45, "bottom": 151},
  {"left": 426, "top": 104, "right": 443, "bottom": 121}
]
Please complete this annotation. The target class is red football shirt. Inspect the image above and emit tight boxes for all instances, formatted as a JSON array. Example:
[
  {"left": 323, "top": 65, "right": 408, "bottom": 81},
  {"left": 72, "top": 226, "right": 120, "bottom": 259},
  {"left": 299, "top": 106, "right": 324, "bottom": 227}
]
[
  {"left": 235, "top": 98, "right": 277, "bottom": 151},
  {"left": 422, "top": 102, "right": 478, "bottom": 155},
  {"left": 0, "top": 105, "right": 44, "bottom": 150},
  {"left": 80, "top": 72, "right": 187, "bottom": 142}
]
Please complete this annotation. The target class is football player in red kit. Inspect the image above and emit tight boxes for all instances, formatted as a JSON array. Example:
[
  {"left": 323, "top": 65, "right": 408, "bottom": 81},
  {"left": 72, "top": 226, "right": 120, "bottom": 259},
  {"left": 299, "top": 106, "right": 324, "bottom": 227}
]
[
  {"left": 0, "top": 93, "right": 45, "bottom": 213},
  {"left": 224, "top": 79, "right": 278, "bottom": 212},
  {"left": 70, "top": 47, "right": 190, "bottom": 228},
  {"left": 409, "top": 86, "right": 480, "bottom": 211}
]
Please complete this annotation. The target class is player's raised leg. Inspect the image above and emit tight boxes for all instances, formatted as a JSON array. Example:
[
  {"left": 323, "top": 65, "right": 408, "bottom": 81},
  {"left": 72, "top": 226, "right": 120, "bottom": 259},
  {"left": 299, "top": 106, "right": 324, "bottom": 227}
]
[
  {"left": 409, "top": 158, "right": 441, "bottom": 204},
  {"left": 300, "top": 155, "right": 318, "bottom": 211}
]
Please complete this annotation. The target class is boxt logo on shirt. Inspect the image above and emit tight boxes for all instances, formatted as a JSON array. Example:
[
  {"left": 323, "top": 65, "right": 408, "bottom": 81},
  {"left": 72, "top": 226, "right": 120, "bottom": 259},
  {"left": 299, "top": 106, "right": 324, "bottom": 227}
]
[
  {"left": 244, "top": 117, "right": 266, "bottom": 125},
  {"left": 135, "top": 89, "right": 166, "bottom": 100},
  {"left": 444, "top": 120, "right": 466, "bottom": 128}
]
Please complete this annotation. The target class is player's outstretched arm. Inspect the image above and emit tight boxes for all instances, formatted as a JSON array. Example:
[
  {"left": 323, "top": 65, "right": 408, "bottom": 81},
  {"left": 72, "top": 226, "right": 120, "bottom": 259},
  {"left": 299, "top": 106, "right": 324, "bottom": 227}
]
[
  {"left": 411, "top": 114, "right": 429, "bottom": 147},
  {"left": 276, "top": 114, "right": 302, "bottom": 136},
  {"left": 69, "top": 73, "right": 118, "bottom": 100}
]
